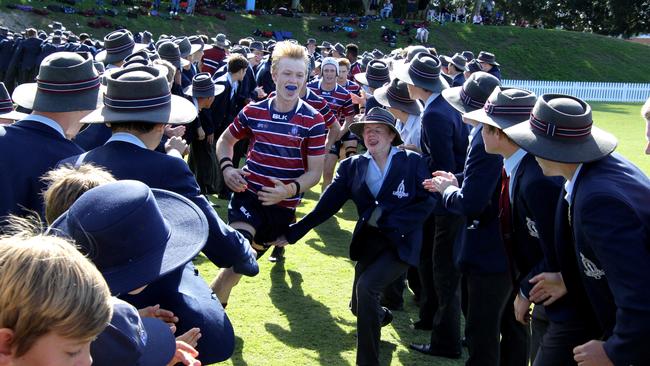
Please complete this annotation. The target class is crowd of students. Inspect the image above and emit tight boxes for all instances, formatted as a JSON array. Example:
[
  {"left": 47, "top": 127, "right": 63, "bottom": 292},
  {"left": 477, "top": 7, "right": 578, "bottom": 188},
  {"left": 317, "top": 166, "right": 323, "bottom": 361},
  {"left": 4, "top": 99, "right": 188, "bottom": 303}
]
[{"left": 0, "top": 21, "right": 649, "bottom": 366}]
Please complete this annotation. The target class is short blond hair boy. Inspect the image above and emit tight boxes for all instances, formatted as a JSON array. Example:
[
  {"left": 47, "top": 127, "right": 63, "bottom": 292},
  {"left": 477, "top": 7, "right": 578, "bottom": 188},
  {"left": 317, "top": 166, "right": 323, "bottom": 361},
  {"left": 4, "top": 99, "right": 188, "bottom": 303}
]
[{"left": 0, "top": 224, "right": 112, "bottom": 361}]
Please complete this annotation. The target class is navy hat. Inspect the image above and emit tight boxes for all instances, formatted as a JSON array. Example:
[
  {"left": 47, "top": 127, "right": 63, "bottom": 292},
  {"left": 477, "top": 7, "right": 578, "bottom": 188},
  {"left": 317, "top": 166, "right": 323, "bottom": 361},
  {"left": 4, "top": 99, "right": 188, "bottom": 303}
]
[
  {"left": 50, "top": 180, "right": 208, "bottom": 295},
  {"left": 465, "top": 59, "right": 483, "bottom": 73},
  {"left": 462, "top": 50, "right": 474, "bottom": 61},
  {"left": 477, "top": 51, "right": 499, "bottom": 66},
  {"left": 249, "top": 40, "right": 268, "bottom": 53},
  {"left": 91, "top": 298, "right": 176, "bottom": 366},
  {"left": 332, "top": 42, "right": 346, "bottom": 55},
  {"left": 349, "top": 107, "right": 403, "bottom": 146},
  {"left": 318, "top": 41, "right": 332, "bottom": 49},
  {"left": 0, "top": 82, "right": 27, "bottom": 121},
  {"left": 184, "top": 72, "right": 226, "bottom": 98},
  {"left": 306, "top": 38, "right": 317, "bottom": 45}
]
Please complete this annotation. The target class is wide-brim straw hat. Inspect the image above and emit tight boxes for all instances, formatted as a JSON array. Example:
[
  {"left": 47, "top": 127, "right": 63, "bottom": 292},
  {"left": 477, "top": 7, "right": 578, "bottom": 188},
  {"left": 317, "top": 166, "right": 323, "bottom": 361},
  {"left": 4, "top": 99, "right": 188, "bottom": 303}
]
[
  {"left": 504, "top": 94, "right": 617, "bottom": 163},
  {"left": 12, "top": 52, "right": 103, "bottom": 112},
  {"left": 349, "top": 107, "right": 403, "bottom": 146},
  {"left": 442, "top": 71, "right": 500, "bottom": 114},
  {"left": 464, "top": 87, "right": 537, "bottom": 129},
  {"left": 81, "top": 65, "right": 196, "bottom": 125},
  {"left": 394, "top": 53, "right": 449, "bottom": 94},
  {"left": 374, "top": 78, "right": 422, "bottom": 116}
]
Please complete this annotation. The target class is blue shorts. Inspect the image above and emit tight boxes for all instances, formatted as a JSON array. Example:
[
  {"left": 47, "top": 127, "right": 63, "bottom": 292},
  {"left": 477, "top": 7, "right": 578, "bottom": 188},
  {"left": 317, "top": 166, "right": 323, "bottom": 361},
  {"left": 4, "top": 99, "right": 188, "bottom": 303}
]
[{"left": 227, "top": 190, "right": 295, "bottom": 256}]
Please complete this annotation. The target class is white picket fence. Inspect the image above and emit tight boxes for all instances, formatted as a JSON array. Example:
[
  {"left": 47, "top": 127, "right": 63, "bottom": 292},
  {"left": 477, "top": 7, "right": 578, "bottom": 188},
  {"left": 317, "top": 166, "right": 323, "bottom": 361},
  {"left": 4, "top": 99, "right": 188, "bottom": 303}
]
[{"left": 501, "top": 79, "right": 650, "bottom": 103}]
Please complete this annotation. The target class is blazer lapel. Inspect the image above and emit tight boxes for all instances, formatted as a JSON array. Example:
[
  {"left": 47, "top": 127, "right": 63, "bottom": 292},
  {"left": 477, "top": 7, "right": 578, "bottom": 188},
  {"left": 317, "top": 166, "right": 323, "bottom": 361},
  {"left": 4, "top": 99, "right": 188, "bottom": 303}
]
[
  {"left": 376, "top": 150, "right": 405, "bottom": 199},
  {"left": 353, "top": 155, "right": 374, "bottom": 199}
]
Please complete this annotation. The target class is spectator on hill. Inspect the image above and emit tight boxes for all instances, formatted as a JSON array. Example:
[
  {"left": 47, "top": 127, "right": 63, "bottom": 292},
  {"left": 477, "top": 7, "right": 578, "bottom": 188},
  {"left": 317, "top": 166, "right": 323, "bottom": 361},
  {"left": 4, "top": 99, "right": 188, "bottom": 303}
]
[
  {"left": 406, "top": 0, "right": 417, "bottom": 19},
  {"left": 473, "top": 13, "right": 483, "bottom": 25},
  {"left": 380, "top": 0, "right": 393, "bottom": 19},
  {"left": 415, "top": 26, "right": 430, "bottom": 44}
]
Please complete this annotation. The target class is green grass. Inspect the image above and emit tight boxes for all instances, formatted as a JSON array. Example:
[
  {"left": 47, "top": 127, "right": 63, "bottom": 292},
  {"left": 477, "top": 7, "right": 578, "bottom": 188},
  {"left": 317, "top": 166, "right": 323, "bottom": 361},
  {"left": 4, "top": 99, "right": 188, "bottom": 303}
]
[
  {"left": 2, "top": 1, "right": 650, "bottom": 81},
  {"left": 194, "top": 102, "right": 647, "bottom": 366}
]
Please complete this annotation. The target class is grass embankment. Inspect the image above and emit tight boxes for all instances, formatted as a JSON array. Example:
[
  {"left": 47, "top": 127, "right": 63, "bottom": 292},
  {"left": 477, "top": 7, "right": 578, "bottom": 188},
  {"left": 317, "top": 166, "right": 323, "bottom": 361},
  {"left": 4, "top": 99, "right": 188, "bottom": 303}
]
[{"left": 2, "top": 0, "right": 650, "bottom": 81}]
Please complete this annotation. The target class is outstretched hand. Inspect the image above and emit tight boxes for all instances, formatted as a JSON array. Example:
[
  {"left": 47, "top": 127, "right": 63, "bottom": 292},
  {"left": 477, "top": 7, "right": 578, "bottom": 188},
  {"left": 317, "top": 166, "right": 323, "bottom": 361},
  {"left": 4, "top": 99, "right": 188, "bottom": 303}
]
[
  {"left": 258, "top": 178, "right": 295, "bottom": 206},
  {"left": 422, "top": 171, "right": 458, "bottom": 193}
]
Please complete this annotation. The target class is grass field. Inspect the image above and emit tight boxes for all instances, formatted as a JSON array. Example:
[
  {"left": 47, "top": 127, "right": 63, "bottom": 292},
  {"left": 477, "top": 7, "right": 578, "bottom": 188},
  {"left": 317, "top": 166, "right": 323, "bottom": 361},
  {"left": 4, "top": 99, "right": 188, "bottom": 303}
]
[
  {"left": 2, "top": 1, "right": 650, "bottom": 82},
  {"left": 195, "top": 102, "right": 647, "bottom": 366}
]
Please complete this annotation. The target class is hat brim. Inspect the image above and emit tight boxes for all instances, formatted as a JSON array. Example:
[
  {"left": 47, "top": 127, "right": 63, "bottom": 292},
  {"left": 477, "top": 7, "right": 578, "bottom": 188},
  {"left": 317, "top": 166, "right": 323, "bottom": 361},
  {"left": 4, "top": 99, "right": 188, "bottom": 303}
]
[
  {"left": 203, "top": 44, "right": 214, "bottom": 51},
  {"left": 349, "top": 121, "right": 403, "bottom": 146},
  {"left": 463, "top": 108, "right": 529, "bottom": 130},
  {"left": 394, "top": 61, "right": 449, "bottom": 94},
  {"left": 96, "top": 43, "right": 147, "bottom": 64},
  {"left": 354, "top": 73, "right": 389, "bottom": 89},
  {"left": 504, "top": 122, "right": 617, "bottom": 163},
  {"left": 478, "top": 59, "right": 500, "bottom": 66},
  {"left": 49, "top": 188, "right": 208, "bottom": 295},
  {"left": 373, "top": 84, "right": 422, "bottom": 116},
  {"left": 0, "top": 110, "right": 28, "bottom": 121},
  {"left": 441, "top": 86, "right": 482, "bottom": 115},
  {"left": 212, "top": 40, "right": 231, "bottom": 48},
  {"left": 139, "top": 318, "right": 177, "bottom": 366},
  {"left": 12, "top": 83, "right": 105, "bottom": 112},
  {"left": 189, "top": 43, "right": 204, "bottom": 55},
  {"left": 81, "top": 94, "right": 197, "bottom": 125},
  {"left": 183, "top": 83, "right": 226, "bottom": 98}
]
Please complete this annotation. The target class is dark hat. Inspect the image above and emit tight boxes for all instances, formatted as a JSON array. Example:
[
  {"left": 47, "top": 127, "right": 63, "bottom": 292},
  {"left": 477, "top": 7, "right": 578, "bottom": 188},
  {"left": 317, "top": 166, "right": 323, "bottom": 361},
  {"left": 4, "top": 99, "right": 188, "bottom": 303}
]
[
  {"left": 477, "top": 51, "right": 499, "bottom": 66},
  {"left": 442, "top": 71, "right": 500, "bottom": 114},
  {"left": 188, "top": 35, "right": 206, "bottom": 53},
  {"left": 317, "top": 41, "right": 332, "bottom": 49},
  {"left": 0, "top": 27, "right": 8, "bottom": 36},
  {"left": 230, "top": 45, "right": 254, "bottom": 59},
  {"left": 249, "top": 40, "right": 268, "bottom": 53},
  {"left": 395, "top": 53, "right": 449, "bottom": 94},
  {"left": 91, "top": 298, "right": 176, "bottom": 366},
  {"left": 48, "top": 21, "right": 66, "bottom": 31},
  {"left": 439, "top": 55, "right": 450, "bottom": 67},
  {"left": 157, "top": 41, "right": 190, "bottom": 69},
  {"left": 354, "top": 60, "right": 390, "bottom": 89},
  {"left": 0, "top": 82, "right": 27, "bottom": 121},
  {"left": 462, "top": 50, "right": 474, "bottom": 61},
  {"left": 52, "top": 29, "right": 63, "bottom": 37},
  {"left": 50, "top": 180, "right": 208, "bottom": 295},
  {"left": 465, "top": 59, "right": 483, "bottom": 73},
  {"left": 463, "top": 87, "right": 537, "bottom": 129},
  {"left": 173, "top": 36, "right": 193, "bottom": 58},
  {"left": 405, "top": 45, "right": 429, "bottom": 63},
  {"left": 93, "top": 61, "right": 105, "bottom": 75},
  {"left": 504, "top": 94, "right": 617, "bottom": 163},
  {"left": 374, "top": 78, "right": 423, "bottom": 116},
  {"left": 67, "top": 35, "right": 79, "bottom": 43},
  {"left": 183, "top": 72, "right": 226, "bottom": 98},
  {"left": 12, "top": 52, "right": 102, "bottom": 112},
  {"left": 332, "top": 42, "right": 346, "bottom": 55},
  {"left": 448, "top": 53, "right": 467, "bottom": 71},
  {"left": 306, "top": 38, "right": 317, "bottom": 45},
  {"left": 81, "top": 65, "right": 196, "bottom": 124},
  {"left": 212, "top": 33, "right": 231, "bottom": 49},
  {"left": 51, "top": 35, "right": 62, "bottom": 45},
  {"left": 371, "top": 49, "right": 384, "bottom": 59},
  {"left": 349, "top": 107, "right": 403, "bottom": 146},
  {"left": 123, "top": 50, "right": 152, "bottom": 66},
  {"left": 96, "top": 30, "right": 144, "bottom": 65}
]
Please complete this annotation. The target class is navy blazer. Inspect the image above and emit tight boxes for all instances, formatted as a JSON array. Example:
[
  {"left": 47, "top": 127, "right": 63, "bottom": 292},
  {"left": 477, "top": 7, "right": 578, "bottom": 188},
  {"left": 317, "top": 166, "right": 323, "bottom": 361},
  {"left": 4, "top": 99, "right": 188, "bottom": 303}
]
[
  {"left": 60, "top": 141, "right": 254, "bottom": 270},
  {"left": 451, "top": 73, "right": 465, "bottom": 87},
  {"left": 73, "top": 123, "right": 113, "bottom": 151},
  {"left": 286, "top": 149, "right": 435, "bottom": 266},
  {"left": 0, "top": 38, "right": 15, "bottom": 71},
  {"left": 255, "top": 59, "right": 275, "bottom": 95},
  {"left": 37, "top": 42, "right": 63, "bottom": 65},
  {"left": 487, "top": 66, "right": 502, "bottom": 80},
  {"left": 419, "top": 94, "right": 468, "bottom": 175},
  {"left": 0, "top": 120, "right": 84, "bottom": 221},
  {"left": 563, "top": 153, "right": 650, "bottom": 365},
  {"left": 442, "top": 125, "right": 506, "bottom": 274},
  {"left": 15, "top": 37, "right": 43, "bottom": 70}
]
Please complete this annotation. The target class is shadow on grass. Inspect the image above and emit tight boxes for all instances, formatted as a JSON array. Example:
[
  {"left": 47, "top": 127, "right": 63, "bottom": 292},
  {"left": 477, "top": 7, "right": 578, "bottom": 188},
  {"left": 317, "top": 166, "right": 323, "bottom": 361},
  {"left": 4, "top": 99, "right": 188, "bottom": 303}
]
[
  {"left": 266, "top": 262, "right": 354, "bottom": 365},
  {"left": 227, "top": 335, "right": 249, "bottom": 366}
]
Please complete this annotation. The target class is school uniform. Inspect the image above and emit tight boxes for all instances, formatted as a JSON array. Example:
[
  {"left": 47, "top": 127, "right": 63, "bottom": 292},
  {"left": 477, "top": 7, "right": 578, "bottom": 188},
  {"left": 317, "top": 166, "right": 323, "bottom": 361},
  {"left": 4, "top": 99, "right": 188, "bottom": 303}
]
[
  {"left": 13, "top": 37, "right": 42, "bottom": 84},
  {"left": 415, "top": 93, "right": 467, "bottom": 350},
  {"left": 559, "top": 153, "right": 650, "bottom": 365},
  {"left": 0, "top": 37, "right": 15, "bottom": 82},
  {"left": 0, "top": 116, "right": 84, "bottom": 222},
  {"left": 452, "top": 73, "right": 465, "bottom": 87},
  {"left": 286, "top": 148, "right": 435, "bottom": 366},
  {"left": 255, "top": 58, "right": 275, "bottom": 95}
]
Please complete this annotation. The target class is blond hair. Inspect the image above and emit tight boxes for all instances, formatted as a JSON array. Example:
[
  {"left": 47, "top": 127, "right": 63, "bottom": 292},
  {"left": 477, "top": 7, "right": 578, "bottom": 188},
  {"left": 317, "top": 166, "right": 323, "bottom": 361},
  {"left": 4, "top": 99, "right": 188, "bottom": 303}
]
[
  {"left": 42, "top": 164, "right": 116, "bottom": 224},
  {"left": 271, "top": 41, "right": 309, "bottom": 76},
  {"left": 338, "top": 57, "right": 351, "bottom": 69},
  {"left": 0, "top": 219, "right": 112, "bottom": 357}
]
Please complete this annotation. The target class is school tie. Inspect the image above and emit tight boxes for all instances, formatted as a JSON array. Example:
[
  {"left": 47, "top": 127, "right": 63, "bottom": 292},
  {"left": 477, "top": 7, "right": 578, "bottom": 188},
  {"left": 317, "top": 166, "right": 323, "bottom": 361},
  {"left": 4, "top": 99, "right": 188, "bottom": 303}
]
[{"left": 499, "top": 168, "right": 516, "bottom": 279}]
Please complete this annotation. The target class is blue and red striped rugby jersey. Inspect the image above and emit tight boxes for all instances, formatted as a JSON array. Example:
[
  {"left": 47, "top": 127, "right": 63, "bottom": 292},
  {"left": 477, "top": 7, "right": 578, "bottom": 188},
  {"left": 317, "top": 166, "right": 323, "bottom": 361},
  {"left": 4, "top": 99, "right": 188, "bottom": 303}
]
[
  {"left": 228, "top": 97, "right": 327, "bottom": 209},
  {"left": 267, "top": 88, "right": 338, "bottom": 129},
  {"left": 307, "top": 79, "right": 356, "bottom": 123}
]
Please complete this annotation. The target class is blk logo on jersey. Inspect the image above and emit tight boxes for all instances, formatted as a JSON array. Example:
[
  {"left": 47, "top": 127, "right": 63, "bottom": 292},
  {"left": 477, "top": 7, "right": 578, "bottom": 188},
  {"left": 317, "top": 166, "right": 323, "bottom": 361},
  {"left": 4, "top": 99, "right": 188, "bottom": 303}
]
[{"left": 272, "top": 113, "right": 289, "bottom": 121}]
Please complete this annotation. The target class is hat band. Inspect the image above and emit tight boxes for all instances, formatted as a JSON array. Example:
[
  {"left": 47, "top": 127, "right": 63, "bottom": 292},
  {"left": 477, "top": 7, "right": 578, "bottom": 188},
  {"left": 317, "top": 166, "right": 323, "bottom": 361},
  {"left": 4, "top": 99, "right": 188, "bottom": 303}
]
[
  {"left": 0, "top": 99, "right": 13, "bottom": 113},
  {"left": 106, "top": 39, "right": 135, "bottom": 54},
  {"left": 387, "top": 88, "right": 414, "bottom": 104},
  {"left": 529, "top": 114, "right": 592, "bottom": 138},
  {"left": 192, "top": 83, "right": 214, "bottom": 92},
  {"left": 409, "top": 64, "right": 439, "bottom": 79},
  {"left": 104, "top": 93, "right": 171, "bottom": 110},
  {"left": 459, "top": 88, "right": 486, "bottom": 109},
  {"left": 366, "top": 72, "right": 390, "bottom": 81},
  {"left": 365, "top": 113, "right": 394, "bottom": 125},
  {"left": 37, "top": 76, "right": 100, "bottom": 93},
  {"left": 484, "top": 101, "right": 534, "bottom": 116}
]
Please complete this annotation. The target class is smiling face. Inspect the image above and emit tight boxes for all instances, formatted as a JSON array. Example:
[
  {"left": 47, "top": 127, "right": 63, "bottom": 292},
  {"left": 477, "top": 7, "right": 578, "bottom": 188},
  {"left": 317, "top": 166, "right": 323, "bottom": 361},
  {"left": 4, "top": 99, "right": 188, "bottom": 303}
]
[
  {"left": 321, "top": 64, "right": 337, "bottom": 84},
  {"left": 363, "top": 123, "right": 395, "bottom": 154},
  {"left": 337, "top": 65, "right": 349, "bottom": 84},
  {"left": 272, "top": 57, "right": 307, "bottom": 104}
]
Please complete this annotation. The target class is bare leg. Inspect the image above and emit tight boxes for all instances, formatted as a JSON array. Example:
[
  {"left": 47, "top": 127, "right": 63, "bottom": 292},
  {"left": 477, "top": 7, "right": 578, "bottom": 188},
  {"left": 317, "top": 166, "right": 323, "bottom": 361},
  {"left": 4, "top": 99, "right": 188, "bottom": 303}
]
[
  {"left": 210, "top": 222, "right": 256, "bottom": 305},
  {"left": 321, "top": 153, "right": 338, "bottom": 192}
]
